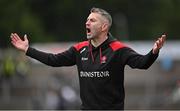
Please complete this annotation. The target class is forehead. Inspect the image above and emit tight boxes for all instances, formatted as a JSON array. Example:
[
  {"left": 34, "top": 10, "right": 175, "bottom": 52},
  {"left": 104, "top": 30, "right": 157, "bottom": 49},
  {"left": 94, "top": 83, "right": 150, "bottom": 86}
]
[{"left": 87, "top": 12, "right": 103, "bottom": 20}]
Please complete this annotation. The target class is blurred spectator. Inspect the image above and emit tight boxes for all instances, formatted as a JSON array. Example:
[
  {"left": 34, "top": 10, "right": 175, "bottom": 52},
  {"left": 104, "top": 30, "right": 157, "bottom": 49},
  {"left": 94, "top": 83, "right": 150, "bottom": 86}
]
[
  {"left": 1, "top": 54, "right": 15, "bottom": 79},
  {"left": 160, "top": 55, "right": 173, "bottom": 72},
  {"left": 0, "top": 50, "right": 16, "bottom": 103},
  {"left": 16, "top": 53, "right": 29, "bottom": 79},
  {"left": 172, "top": 80, "right": 180, "bottom": 103},
  {"left": 45, "top": 89, "right": 60, "bottom": 109}
]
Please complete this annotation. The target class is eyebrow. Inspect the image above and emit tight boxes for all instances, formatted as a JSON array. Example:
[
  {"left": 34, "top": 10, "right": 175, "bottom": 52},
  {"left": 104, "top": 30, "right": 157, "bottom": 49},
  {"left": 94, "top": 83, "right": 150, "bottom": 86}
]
[{"left": 87, "top": 17, "right": 97, "bottom": 21}]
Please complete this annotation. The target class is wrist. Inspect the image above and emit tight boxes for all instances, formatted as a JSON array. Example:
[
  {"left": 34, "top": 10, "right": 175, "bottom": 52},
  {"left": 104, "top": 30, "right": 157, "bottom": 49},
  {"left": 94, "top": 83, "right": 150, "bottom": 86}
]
[
  {"left": 152, "top": 49, "right": 159, "bottom": 54},
  {"left": 24, "top": 46, "right": 29, "bottom": 53}
]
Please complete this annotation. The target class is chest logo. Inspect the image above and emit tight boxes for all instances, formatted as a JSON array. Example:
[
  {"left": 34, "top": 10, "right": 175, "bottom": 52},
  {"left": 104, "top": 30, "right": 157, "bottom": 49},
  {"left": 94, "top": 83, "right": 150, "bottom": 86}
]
[
  {"left": 101, "top": 56, "right": 107, "bottom": 64},
  {"left": 81, "top": 57, "right": 88, "bottom": 61},
  {"left": 80, "top": 48, "right": 86, "bottom": 54}
]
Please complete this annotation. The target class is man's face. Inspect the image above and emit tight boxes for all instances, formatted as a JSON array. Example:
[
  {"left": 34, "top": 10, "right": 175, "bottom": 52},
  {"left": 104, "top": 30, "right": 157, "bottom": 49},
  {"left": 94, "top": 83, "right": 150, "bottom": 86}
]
[{"left": 86, "top": 13, "right": 105, "bottom": 39}]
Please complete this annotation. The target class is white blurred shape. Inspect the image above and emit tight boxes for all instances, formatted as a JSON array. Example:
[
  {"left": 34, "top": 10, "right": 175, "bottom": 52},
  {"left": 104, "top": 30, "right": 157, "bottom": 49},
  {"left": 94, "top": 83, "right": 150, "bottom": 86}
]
[{"left": 61, "top": 86, "right": 76, "bottom": 102}]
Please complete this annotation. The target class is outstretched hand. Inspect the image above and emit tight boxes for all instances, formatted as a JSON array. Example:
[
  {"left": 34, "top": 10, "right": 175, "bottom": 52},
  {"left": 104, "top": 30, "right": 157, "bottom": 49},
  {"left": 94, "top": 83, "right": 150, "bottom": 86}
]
[
  {"left": 152, "top": 34, "right": 166, "bottom": 54},
  {"left": 10, "top": 33, "right": 29, "bottom": 53}
]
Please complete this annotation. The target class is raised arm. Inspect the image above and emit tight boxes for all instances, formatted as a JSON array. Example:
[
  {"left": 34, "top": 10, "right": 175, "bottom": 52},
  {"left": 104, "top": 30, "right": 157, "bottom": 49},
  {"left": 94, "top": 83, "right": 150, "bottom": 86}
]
[
  {"left": 10, "top": 33, "right": 76, "bottom": 67},
  {"left": 123, "top": 34, "right": 166, "bottom": 69}
]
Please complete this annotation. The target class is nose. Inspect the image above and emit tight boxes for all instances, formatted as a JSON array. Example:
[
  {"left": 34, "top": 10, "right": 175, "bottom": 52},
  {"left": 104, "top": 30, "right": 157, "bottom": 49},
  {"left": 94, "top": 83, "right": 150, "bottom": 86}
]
[{"left": 86, "top": 20, "right": 90, "bottom": 26}]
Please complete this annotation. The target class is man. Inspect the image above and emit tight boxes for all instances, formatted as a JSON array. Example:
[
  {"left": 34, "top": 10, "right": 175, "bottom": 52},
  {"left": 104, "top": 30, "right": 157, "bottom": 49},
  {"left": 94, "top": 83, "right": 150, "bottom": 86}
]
[{"left": 11, "top": 7, "right": 166, "bottom": 110}]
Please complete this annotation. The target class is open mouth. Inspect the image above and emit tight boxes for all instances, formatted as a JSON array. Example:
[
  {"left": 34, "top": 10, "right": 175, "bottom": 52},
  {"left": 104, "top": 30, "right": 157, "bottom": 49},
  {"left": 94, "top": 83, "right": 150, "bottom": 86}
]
[{"left": 86, "top": 28, "right": 91, "bottom": 34}]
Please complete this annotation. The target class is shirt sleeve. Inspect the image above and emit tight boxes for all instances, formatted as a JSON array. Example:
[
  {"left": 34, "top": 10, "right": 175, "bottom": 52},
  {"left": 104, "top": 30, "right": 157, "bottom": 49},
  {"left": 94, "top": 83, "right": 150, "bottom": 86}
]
[
  {"left": 121, "top": 47, "right": 159, "bottom": 69},
  {"left": 26, "top": 46, "right": 76, "bottom": 67}
]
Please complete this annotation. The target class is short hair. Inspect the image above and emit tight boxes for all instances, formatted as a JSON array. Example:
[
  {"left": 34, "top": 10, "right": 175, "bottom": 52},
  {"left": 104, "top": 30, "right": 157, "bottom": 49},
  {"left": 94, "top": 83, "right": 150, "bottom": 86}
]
[{"left": 90, "top": 7, "right": 112, "bottom": 29}]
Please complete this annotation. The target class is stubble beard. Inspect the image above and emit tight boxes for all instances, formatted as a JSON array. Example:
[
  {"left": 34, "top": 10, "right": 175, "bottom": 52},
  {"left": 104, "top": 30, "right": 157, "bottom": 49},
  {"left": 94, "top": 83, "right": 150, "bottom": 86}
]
[
  {"left": 87, "top": 34, "right": 94, "bottom": 40},
  {"left": 86, "top": 30, "right": 99, "bottom": 40}
]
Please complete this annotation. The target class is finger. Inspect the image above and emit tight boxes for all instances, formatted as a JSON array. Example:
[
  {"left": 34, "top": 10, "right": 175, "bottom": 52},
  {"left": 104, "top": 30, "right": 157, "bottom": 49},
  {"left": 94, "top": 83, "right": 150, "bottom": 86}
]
[
  {"left": 11, "top": 40, "right": 17, "bottom": 47},
  {"left": 159, "top": 38, "right": 164, "bottom": 48},
  {"left": 158, "top": 37, "right": 163, "bottom": 47},
  {"left": 10, "top": 33, "right": 16, "bottom": 39},
  {"left": 11, "top": 36, "right": 17, "bottom": 42},
  {"left": 14, "top": 33, "right": 21, "bottom": 41},
  {"left": 11, "top": 33, "right": 19, "bottom": 41},
  {"left": 159, "top": 35, "right": 166, "bottom": 47},
  {"left": 162, "top": 34, "right": 166, "bottom": 38},
  {"left": 24, "top": 34, "right": 28, "bottom": 41},
  {"left": 156, "top": 39, "right": 162, "bottom": 49},
  {"left": 156, "top": 41, "right": 160, "bottom": 48},
  {"left": 11, "top": 33, "right": 18, "bottom": 42},
  {"left": 161, "top": 35, "right": 166, "bottom": 44},
  {"left": 158, "top": 37, "right": 162, "bottom": 43},
  {"left": 10, "top": 33, "right": 14, "bottom": 40}
]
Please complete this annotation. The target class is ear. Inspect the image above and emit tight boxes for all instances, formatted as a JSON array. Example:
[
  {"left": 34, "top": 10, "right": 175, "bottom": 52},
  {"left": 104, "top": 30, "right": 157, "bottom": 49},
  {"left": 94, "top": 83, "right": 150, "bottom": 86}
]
[{"left": 101, "top": 23, "right": 108, "bottom": 32}]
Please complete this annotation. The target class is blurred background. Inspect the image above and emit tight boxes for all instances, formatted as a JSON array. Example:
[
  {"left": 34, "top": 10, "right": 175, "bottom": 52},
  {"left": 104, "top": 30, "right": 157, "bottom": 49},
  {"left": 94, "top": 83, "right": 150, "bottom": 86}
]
[{"left": 0, "top": 0, "right": 180, "bottom": 110}]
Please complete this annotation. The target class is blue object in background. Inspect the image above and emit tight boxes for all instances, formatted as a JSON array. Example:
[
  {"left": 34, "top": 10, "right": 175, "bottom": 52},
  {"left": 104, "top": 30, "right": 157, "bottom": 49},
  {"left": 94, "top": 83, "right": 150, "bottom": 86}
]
[{"left": 160, "top": 55, "right": 173, "bottom": 71}]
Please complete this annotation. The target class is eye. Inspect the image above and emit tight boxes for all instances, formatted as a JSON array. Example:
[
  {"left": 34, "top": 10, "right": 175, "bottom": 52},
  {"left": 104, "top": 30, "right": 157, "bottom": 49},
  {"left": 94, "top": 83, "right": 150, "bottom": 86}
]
[{"left": 90, "top": 19, "right": 96, "bottom": 22}]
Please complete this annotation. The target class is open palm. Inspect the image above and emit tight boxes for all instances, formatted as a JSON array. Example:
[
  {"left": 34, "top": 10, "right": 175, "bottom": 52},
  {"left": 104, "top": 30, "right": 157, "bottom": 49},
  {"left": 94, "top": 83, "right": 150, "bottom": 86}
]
[
  {"left": 152, "top": 34, "right": 166, "bottom": 54},
  {"left": 11, "top": 33, "right": 29, "bottom": 52}
]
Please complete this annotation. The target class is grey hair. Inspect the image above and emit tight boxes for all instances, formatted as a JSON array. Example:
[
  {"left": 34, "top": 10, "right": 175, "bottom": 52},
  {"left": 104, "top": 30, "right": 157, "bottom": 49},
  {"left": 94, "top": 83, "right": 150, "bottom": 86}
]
[{"left": 90, "top": 7, "right": 112, "bottom": 30}]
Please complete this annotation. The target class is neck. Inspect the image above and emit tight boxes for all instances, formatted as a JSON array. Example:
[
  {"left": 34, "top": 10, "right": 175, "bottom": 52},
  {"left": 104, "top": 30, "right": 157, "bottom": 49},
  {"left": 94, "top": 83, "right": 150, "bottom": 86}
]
[{"left": 90, "top": 32, "right": 108, "bottom": 47}]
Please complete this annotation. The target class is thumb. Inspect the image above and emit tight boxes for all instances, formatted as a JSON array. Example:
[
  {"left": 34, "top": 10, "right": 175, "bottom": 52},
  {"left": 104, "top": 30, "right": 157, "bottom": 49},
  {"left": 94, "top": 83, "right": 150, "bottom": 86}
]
[{"left": 24, "top": 34, "right": 28, "bottom": 41}]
